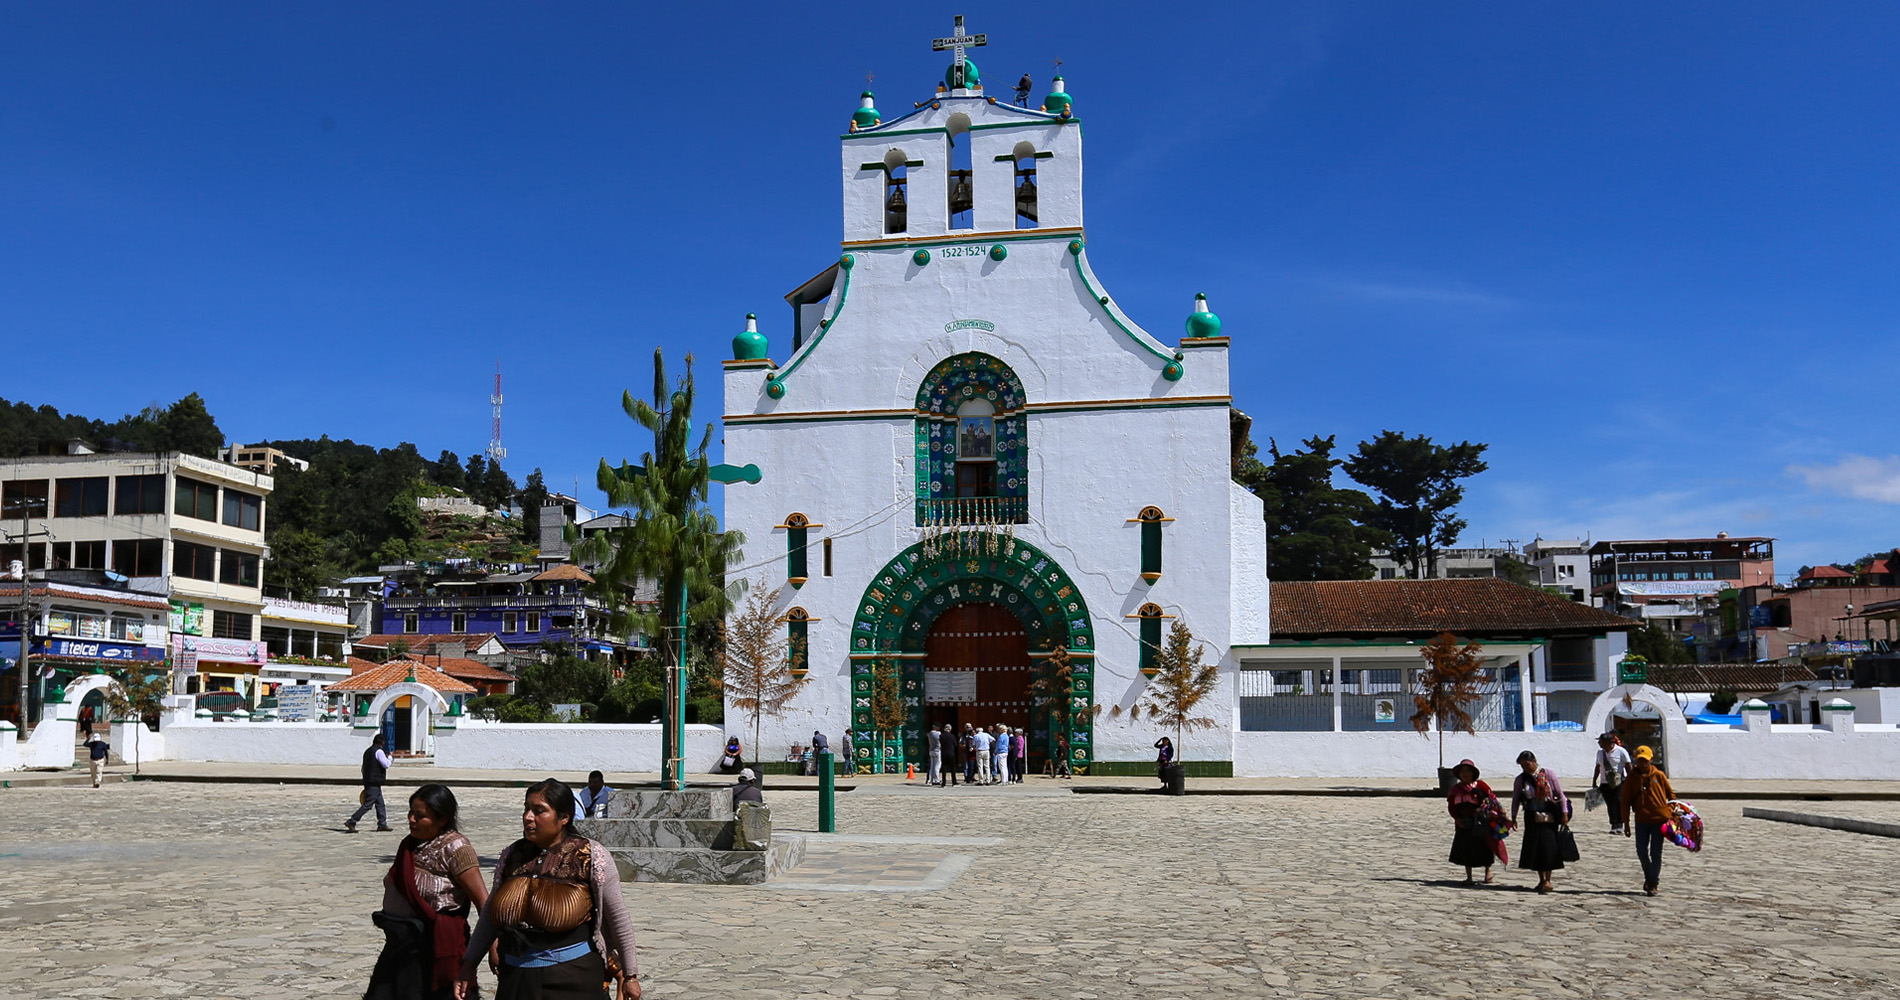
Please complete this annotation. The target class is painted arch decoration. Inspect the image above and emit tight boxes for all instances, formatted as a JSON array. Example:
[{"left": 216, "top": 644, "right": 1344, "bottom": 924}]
[
  {"left": 914, "top": 352, "right": 1030, "bottom": 525},
  {"left": 850, "top": 533, "right": 1097, "bottom": 774}
]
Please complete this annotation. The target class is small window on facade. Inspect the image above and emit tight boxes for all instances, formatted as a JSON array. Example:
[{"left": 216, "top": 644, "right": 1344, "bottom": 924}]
[
  {"left": 1, "top": 479, "right": 48, "bottom": 520},
  {"left": 527, "top": 612, "right": 541, "bottom": 633},
  {"left": 451, "top": 612, "right": 467, "bottom": 633},
  {"left": 175, "top": 541, "right": 217, "bottom": 581},
  {"left": 1131, "top": 506, "right": 1171, "bottom": 582},
  {"left": 1134, "top": 603, "right": 1167, "bottom": 676},
  {"left": 785, "top": 606, "right": 813, "bottom": 675},
  {"left": 212, "top": 610, "right": 253, "bottom": 640},
  {"left": 218, "top": 549, "right": 259, "bottom": 587},
  {"left": 503, "top": 612, "right": 518, "bottom": 634},
  {"left": 953, "top": 399, "right": 997, "bottom": 499},
  {"left": 112, "top": 538, "right": 164, "bottom": 576},
  {"left": 403, "top": 614, "right": 419, "bottom": 634},
  {"left": 115, "top": 475, "right": 166, "bottom": 515},
  {"left": 54, "top": 477, "right": 109, "bottom": 517},
  {"left": 823, "top": 536, "right": 833, "bottom": 577},
  {"left": 223, "top": 490, "right": 261, "bottom": 530},
  {"left": 175, "top": 477, "right": 219, "bottom": 521}
]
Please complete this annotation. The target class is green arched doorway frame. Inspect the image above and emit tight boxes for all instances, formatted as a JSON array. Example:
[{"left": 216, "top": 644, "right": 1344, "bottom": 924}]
[{"left": 850, "top": 533, "right": 1097, "bottom": 774}]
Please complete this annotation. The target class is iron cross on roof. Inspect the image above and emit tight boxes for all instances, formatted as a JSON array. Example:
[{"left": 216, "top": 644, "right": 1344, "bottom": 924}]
[{"left": 932, "top": 14, "right": 987, "bottom": 73}]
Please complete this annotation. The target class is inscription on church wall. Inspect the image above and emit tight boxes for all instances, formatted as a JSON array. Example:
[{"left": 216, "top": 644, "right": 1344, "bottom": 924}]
[{"left": 937, "top": 246, "right": 991, "bottom": 260}]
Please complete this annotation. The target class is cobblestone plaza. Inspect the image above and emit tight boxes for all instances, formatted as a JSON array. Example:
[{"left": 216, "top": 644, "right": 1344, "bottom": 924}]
[{"left": 2, "top": 779, "right": 1896, "bottom": 998}]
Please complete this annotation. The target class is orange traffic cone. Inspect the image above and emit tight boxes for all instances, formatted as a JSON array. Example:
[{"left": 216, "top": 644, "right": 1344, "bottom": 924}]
[{"left": 906, "top": 763, "right": 916, "bottom": 781}]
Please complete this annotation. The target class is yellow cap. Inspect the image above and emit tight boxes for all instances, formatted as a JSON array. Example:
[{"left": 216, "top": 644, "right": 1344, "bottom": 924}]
[{"left": 1634, "top": 745, "right": 1654, "bottom": 760}]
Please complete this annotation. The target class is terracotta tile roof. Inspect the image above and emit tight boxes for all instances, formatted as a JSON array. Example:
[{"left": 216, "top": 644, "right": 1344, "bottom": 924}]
[
  {"left": 1869, "top": 559, "right": 1892, "bottom": 576},
  {"left": 533, "top": 564, "right": 595, "bottom": 583},
  {"left": 1646, "top": 662, "right": 1818, "bottom": 694},
  {"left": 329, "top": 658, "right": 477, "bottom": 694},
  {"left": 432, "top": 657, "right": 515, "bottom": 682},
  {"left": 0, "top": 584, "right": 172, "bottom": 611},
  {"left": 354, "top": 633, "right": 503, "bottom": 653},
  {"left": 1798, "top": 566, "right": 1853, "bottom": 580},
  {"left": 1270, "top": 579, "right": 1637, "bottom": 639}
]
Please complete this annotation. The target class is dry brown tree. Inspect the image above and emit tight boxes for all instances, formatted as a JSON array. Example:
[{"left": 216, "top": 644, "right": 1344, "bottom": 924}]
[
  {"left": 866, "top": 657, "right": 909, "bottom": 774},
  {"left": 1410, "top": 631, "right": 1488, "bottom": 769},
  {"left": 1115, "top": 619, "right": 1221, "bottom": 759},
  {"left": 715, "top": 580, "right": 809, "bottom": 767}
]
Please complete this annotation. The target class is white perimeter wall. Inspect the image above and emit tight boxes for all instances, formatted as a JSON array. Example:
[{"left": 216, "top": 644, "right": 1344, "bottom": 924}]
[{"left": 86, "top": 719, "right": 730, "bottom": 774}]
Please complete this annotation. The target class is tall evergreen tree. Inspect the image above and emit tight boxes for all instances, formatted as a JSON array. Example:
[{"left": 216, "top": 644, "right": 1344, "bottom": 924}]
[
  {"left": 464, "top": 454, "right": 488, "bottom": 497},
  {"left": 1343, "top": 431, "right": 1489, "bottom": 579},
  {"left": 575, "top": 349, "right": 744, "bottom": 681},
  {"left": 520, "top": 468, "right": 549, "bottom": 543},
  {"left": 1234, "top": 434, "right": 1390, "bottom": 580},
  {"left": 433, "top": 450, "right": 465, "bottom": 491}
]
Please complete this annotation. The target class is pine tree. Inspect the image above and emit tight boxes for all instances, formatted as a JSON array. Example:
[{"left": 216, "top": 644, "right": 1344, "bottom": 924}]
[
  {"left": 1410, "top": 631, "right": 1487, "bottom": 769},
  {"left": 867, "top": 657, "right": 908, "bottom": 774}
]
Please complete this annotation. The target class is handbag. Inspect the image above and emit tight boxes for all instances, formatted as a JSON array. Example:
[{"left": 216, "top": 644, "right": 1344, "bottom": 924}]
[{"left": 1557, "top": 825, "right": 1581, "bottom": 863}]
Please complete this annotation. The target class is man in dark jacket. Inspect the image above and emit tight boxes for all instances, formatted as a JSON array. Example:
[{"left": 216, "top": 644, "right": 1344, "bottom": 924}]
[{"left": 344, "top": 735, "right": 393, "bottom": 832}]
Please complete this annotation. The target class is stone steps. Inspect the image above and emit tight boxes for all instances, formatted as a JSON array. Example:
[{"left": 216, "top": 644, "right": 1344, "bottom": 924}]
[{"left": 574, "top": 787, "right": 798, "bottom": 885}]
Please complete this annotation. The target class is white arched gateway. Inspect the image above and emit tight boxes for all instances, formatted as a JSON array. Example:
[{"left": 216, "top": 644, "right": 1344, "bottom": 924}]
[{"left": 1585, "top": 682, "right": 1686, "bottom": 771}]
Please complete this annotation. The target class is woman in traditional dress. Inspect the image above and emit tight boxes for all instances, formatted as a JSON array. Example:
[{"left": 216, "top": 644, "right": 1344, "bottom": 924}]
[
  {"left": 457, "top": 778, "right": 640, "bottom": 1000},
  {"left": 368, "top": 783, "right": 490, "bottom": 1000},
  {"left": 1510, "top": 750, "right": 1571, "bottom": 894},
  {"left": 1153, "top": 736, "right": 1174, "bottom": 785},
  {"left": 1444, "top": 759, "right": 1507, "bottom": 885}
]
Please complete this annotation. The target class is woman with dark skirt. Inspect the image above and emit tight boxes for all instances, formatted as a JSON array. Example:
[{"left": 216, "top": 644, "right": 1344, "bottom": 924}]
[
  {"left": 368, "top": 784, "right": 491, "bottom": 1000},
  {"left": 1445, "top": 759, "right": 1507, "bottom": 885},
  {"left": 457, "top": 778, "right": 640, "bottom": 1000},
  {"left": 1510, "top": 750, "right": 1572, "bottom": 894},
  {"left": 1153, "top": 736, "right": 1175, "bottom": 786}
]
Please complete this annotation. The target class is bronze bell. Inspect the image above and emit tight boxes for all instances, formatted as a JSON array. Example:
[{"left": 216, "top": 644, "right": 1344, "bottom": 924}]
[{"left": 1015, "top": 175, "right": 1038, "bottom": 222}]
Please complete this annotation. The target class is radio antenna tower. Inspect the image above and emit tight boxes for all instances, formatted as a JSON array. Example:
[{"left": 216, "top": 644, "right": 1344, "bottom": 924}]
[{"left": 486, "top": 361, "right": 507, "bottom": 463}]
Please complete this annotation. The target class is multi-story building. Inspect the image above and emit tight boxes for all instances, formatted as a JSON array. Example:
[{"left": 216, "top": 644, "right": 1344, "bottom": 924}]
[
  {"left": 216, "top": 444, "right": 308, "bottom": 476},
  {"left": 257, "top": 597, "right": 354, "bottom": 707},
  {"left": 2, "top": 452, "right": 273, "bottom": 701},
  {"left": 378, "top": 563, "right": 642, "bottom": 660},
  {"left": 1, "top": 569, "right": 172, "bottom": 728},
  {"left": 1589, "top": 535, "right": 1774, "bottom": 608},
  {"left": 1369, "top": 546, "right": 1517, "bottom": 581},
  {"left": 1522, "top": 538, "right": 1589, "bottom": 603}
]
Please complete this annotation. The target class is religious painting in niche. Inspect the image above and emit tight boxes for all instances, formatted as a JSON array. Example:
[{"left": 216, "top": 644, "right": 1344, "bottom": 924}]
[{"left": 957, "top": 419, "right": 994, "bottom": 459}]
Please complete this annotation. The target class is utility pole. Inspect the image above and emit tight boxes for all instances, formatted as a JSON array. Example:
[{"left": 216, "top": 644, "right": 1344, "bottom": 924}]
[{"left": 4, "top": 509, "right": 53, "bottom": 739}]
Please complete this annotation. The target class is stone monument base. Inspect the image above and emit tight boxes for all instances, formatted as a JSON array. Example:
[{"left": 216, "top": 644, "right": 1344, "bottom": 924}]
[{"left": 574, "top": 786, "right": 805, "bottom": 886}]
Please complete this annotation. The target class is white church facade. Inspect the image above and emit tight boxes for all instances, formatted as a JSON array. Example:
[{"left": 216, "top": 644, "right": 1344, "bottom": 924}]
[{"left": 721, "top": 40, "right": 1269, "bottom": 775}]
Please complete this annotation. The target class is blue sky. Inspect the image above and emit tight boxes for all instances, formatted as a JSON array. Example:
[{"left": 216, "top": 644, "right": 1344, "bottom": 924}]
[{"left": 4, "top": 3, "right": 1898, "bottom": 576}]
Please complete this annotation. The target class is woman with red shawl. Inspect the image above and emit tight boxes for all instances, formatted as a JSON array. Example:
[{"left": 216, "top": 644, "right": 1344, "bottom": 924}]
[
  {"left": 1445, "top": 758, "right": 1508, "bottom": 884},
  {"left": 368, "top": 783, "right": 493, "bottom": 999}
]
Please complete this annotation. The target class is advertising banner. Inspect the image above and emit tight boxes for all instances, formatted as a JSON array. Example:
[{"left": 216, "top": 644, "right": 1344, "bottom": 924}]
[
  {"left": 33, "top": 638, "right": 167, "bottom": 662},
  {"left": 172, "top": 635, "right": 267, "bottom": 666},
  {"left": 275, "top": 684, "right": 316, "bottom": 721}
]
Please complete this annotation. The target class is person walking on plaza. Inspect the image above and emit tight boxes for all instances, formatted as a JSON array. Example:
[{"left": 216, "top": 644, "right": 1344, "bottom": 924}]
[
  {"left": 1619, "top": 745, "right": 1677, "bottom": 897},
  {"left": 84, "top": 731, "right": 110, "bottom": 788},
  {"left": 1445, "top": 759, "right": 1507, "bottom": 884},
  {"left": 348, "top": 735, "right": 395, "bottom": 833},
  {"left": 1510, "top": 750, "right": 1571, "bottom": 894},
  {"left": 576, "top": 771, "right": 612, "bottom": 819},
  {"left": 367, "top": 784, "right": 491, "bottom": 1000},
  {"left": 458, "top": 778, "right": 640, "bottom": 999},
  {"left": 992, "top": 724, "right": 1009, "bottom": 785},
  {"left": 926, "top": 724, "right": 943, "bottom": 785},
  {"left": 961, "top": 724, "right": 978, "bottom": 784},
  {"left": 942, "top": 724, "right": 960, "bottom": 787},
  {"left": 78, "top": 703, "right": 95, "bottom": 741},
  {"left": 1053, "top": 733, "right": 1072, "bottom": 778},
  {"left": 1010, "top": 728, "right": 1027, "bottom": 783},
  {"left": 1592, "top": 732, "right": 1632, "bottom": 834},
  {"left": 972, "top": 725, "right": 994, "bottom": 784},
  {"left": 840, "top": 729, "right": 855, "bottom": 776}
]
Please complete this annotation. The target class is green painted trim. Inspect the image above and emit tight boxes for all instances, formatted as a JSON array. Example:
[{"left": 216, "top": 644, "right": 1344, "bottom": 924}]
[
  {"left": 1232, "top": 638, "right": 1550, "bottom": 650},
  {"left": 844, "top": 119, "right": 1078, "bottom": 141},
  {"left": 1071, "top": 245, "right": 1177, "bottom": 365},
  {"left": 992, "top": 150, "right": 1058, "bottom": 162},
  {"left": 841, "top": 228, "right": 1082, "bottom": 252},
  {"left": 770, "top": 254, "right": 854, "bottom": 388},
  {"left": 1088, "top": 760, "right": 1233, "bottom": 778},
  {"left": 725, "top": 396, "right": 1232, "bottom": 427}
]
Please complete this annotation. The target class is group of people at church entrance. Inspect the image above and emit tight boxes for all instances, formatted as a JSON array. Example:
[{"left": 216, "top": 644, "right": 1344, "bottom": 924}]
[
  {"left": 925, "top": 722, "right": 1028, "bottom": 785},
  {"left": 360, "top": 777, "right": 642, "bottom": 1000},
  {"left": 1444, "top": 737, "right": 1696, "bottom": 898}
]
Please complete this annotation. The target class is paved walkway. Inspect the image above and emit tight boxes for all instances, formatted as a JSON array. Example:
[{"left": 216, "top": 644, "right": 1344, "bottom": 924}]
[{"left": 1, "top": 777, "right": 1897, "bottom": 997}]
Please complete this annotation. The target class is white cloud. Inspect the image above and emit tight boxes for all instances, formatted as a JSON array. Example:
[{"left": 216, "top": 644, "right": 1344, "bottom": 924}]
[{"left": 1789, "top": 455, "right": 1900, "bottom": 504}]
